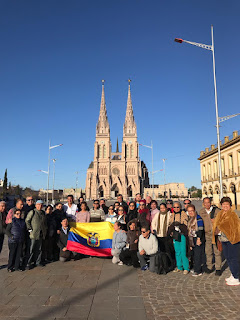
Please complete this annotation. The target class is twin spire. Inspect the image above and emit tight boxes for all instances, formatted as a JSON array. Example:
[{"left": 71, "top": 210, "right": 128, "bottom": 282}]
[{"left": 96, "top": 79, "right": 137, "bottom": 137}]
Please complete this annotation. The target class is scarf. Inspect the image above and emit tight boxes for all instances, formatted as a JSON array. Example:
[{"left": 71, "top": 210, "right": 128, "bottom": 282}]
[
  {"left": 212, "top": 209, "right": 240, "bottom": 245},
  {"left": 188, "top": 216, "right": 198, "bottom": 236},
  {"left": 156, "top": 210, "right": 168, "bottom": 237}
]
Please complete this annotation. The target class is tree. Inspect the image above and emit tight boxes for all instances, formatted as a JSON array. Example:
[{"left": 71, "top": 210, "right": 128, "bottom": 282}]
[
  {"left": 3, "top": 169, "right": 8, "bottom": 198},
  {"left": 189, "top": 186, "right": 197, "bottom": 192}
]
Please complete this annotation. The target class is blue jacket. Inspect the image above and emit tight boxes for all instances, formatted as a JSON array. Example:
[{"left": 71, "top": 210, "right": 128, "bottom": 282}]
[{"left": 6, "top": 217, "right": 26, "bottom": 243}]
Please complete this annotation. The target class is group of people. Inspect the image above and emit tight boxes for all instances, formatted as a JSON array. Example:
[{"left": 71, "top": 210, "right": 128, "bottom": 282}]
[{"left": 0, "top": 193, "right": 239, "bottom": 286}]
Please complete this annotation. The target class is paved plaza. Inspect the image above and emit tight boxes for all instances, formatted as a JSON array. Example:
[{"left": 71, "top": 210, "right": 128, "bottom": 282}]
[{"left": 0, "top": 237, "right": 240, "bottom": 320}]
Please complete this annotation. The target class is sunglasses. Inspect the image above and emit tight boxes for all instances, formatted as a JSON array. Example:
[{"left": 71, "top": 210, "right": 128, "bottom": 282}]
[
  {"left": 184, "top": 203, "right": 190, "bottom": 205},
  {"left": 173, "top": 206, "right": 180, "bottom": 208},
  {"left": 141, "top": 230, "right": 147, "bottom": 233},
  {"left": 94, "top": 203, "right": 99, "bottom": 205},
  {"left": 27, "top": 199, "right": 33, "bottom": 202}
]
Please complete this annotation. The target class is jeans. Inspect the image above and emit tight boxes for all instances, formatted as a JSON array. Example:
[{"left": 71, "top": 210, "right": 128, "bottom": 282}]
[
  {"left": 111, "top": 248, "right": 121, "bottom": 264},
  {"left": 28, "top": 238, "right": 43, "bottom": 266},
  {"left": 173, "top": 234, "right": 189, "bottom": 271},
  {"left": 192, "top": 238, "right": 205, "bottom": 274},
  {"left": 222, "top": 241, "right": 240, "bottom": 279},
  {"left": 137, "top": 252, "right": 156, "bottom": 272},
  {"left": 205, "top": 232, "right": 222, "bottom": 271}
]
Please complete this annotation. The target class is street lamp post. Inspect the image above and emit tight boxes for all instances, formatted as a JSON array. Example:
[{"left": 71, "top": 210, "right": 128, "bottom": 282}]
[
  {"left": 162, "top": 159, "right": 167, "bottom": 199},
  {"left": 75, "top": 171, "right": 79, "bottom": 201},
  {"left": 174, "top": 25, "right": 239, "bottom": 199},
  {"left": 52, "top": 159, "right": 57, "bottom": 204},
  {"left": 47, "top": 141, "right": 63, "bottom": 205},
  {"left": 139, "top": 141, "right": 154, "bottom": 199}
]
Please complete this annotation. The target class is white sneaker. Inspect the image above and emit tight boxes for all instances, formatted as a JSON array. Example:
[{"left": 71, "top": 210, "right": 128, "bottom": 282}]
[
  {"left": 225, "top": 274, "right": 234, "bottom": 282},
  {"left": 118, "top": 261, "right": 123, "bottom": 266},
  {"left": 226, "top": 277, "right": 240, "bottom": 286}
]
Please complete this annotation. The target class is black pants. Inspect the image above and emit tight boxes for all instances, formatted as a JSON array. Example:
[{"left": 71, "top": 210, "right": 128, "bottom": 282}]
[
  {"left": 192, "top": 239, "right": 205, "bottom": 274},
  {"left": 0, "top": 234, "right": 4, "bottom": 254},
  {"left": 8, "top": 242, "right": 23, "bottom": 270},
  {"left": 42, "top": 236, "right": 59, "bottom": 261},
  {"left": 119, "top": 249, "right": 139, "bottom": 268},
  {"left": 21, "top": 233, "right": 31, "bottom": 268},
  {"left": 158, "top": 236, "right": 176, "bottom": 267},
  {"left": 28, "top": 239, "right": 43, "bottom": 266}
]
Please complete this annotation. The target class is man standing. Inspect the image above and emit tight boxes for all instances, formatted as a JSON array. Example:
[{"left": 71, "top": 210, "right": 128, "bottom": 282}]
[
  {"left": 100, "top": 199, "right": 108, "bottom": 215},
  {"left": 183, "top": 199, "right": 191, "bottom": 215},
  {"left": 117, "top": 194, "right": 128, "bottom": 213},
  {"left": 63, "top": 195, "right": 78, "bottom": 221},
  {"left": 135, "top": 193, "right": 142, "bottom": 209},
  {"left": 5, "top": 199, "right": 25, "bottom": 224},
  {"left": 25, "top": 200, "right": 47, "bottom": 269},
  {"left": 199, "top": 197, "right": 221, "bottom": 275},
  {"left": 146, "top": 196, "right": 152, "bottom": 210},
  {"left": 0, "top": 201, "right": 7, "bottom": 256},
  {"left": 22, "top": 196, "right": 35, "bottom": 268},
  {"left": 24, "top": 196, "right": 35, "bottom": 217},
  {"left": 137, "top": 224, "right": 158, "bottom": 272},
  {"left": 90, "top": 200, "right": 105, "bottom": 222}
]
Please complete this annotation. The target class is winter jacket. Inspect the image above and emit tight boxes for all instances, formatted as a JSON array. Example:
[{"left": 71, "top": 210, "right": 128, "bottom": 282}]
[
  {"left": 46, "top": 214, "right": 57, "bottom": 238},
  {"left": 199, "top": 206, "right": 220, "bottom": 233},
  {"left": 53, "top": 209, "right": 66, "bottom": 229},
  {"left": 6, "top": 217, "right": 26, "bottom": 243},
  {"left": 0, "top": 211, "right": 7, "bottom": 235},
  {"left": 25, "top": 209, "right": 47, "bottom": 240}
]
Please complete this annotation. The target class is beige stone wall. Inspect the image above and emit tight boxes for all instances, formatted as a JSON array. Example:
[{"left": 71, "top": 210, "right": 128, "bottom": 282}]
[
  {"left": 144, "top": 183, "right": 188, "bottom": 199},
  {"left": 199, "top": 130, "right": 240, "bottom": 209}
]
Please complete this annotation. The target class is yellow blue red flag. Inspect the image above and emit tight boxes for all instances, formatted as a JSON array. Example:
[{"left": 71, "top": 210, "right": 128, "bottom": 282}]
[{"left": 67, "top": 222, "right": 114, "bottom": 257}]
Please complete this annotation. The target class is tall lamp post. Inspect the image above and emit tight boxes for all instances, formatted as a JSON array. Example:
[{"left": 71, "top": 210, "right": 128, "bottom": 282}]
[
  {"left": 75, "top": 171, "right": 79, "bottom": 201},
  {"left": 174, "top": 25, "right": 239, "bottom": 199},
  {"left": 162, "top": 159, "right": 167, "bottom": 199},
  {"left": 47, "top": 141, "right": 63, "bottom": 205},
  {"left": 140, "top": 141, "right": 154, "bottom": 199},
  {"left": 52, "top": 159, "right": 57, "bottom": 204}
]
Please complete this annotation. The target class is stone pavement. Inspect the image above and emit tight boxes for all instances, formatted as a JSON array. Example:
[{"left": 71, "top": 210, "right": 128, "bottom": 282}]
[
  {"left": 1, "top": 239, "right": 240, "bottom": 320},
  {"left": 0, "top": 240, "right": 147, "bottom": 320}
]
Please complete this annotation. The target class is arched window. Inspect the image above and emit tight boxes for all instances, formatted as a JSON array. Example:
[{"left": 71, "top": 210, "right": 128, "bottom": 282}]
[
  {"left": 98, "top": 145, "right": 102, "bottom": 158},
  {"left": 103, "top": 145, "right": 106, "bottom": 158},
  {"left": 130, "top": 145, "right": 134, "bottom": 158},
  {"left": 126, "top": 145, "right": 130, "bottom": 158}
]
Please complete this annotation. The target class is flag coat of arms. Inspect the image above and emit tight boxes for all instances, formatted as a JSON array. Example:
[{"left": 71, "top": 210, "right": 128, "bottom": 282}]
[{"left": 67, "top": 222, "right": 114, "bottom": 257}]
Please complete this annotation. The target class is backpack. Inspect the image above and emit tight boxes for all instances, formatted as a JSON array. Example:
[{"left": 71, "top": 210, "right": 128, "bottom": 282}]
[{"left": 154, "top": 251, "right": 174, "bottom": 274}]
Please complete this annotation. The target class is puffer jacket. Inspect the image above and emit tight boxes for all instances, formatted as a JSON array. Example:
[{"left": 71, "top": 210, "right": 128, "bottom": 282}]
[
  {"left": 6, "top": 217, "right": 26, "bottom": 243},
  {"left": 0, "top": 211, "right": 7, "bottom": 235}
]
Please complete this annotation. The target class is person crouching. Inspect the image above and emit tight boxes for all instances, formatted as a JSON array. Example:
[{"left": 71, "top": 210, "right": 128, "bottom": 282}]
[
  {"left": 6, "top": 209, "right": 25, "bottom": 272},
  {"left": 111, "top": 221, "right": 127, "bottom": 265},
  {"left": 137, "top": 224, "right": 158, "bottom": 272},
  {"left": 57, "top": 217, "right": 73, "bottom": 262}
]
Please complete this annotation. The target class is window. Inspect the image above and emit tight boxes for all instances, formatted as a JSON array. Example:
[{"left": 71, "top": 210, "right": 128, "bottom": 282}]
[
  {"left": 103, "top": 145, "right": 106, "bottom": 158},
  {"left": 98, "top": 145, "right": 102, "bottom": 158},
  {"left": 214, "top": 160, "right": 218, "bottom": 179},
  {"left": 203, "top": 165, "right": 206, "bottom": 180},
  {"left": 228, "top": 154, "right": 233, "bottom": 175},
  {"left": 208, "top": 163, "right": 211, "bottom": 180},
  {"left": 126, "top": 145, "right": 129, "bottom": 158},
  {"left": 221, "top": 158, "right": 225, "bottom": 175},
  {"left": 130, "top": 145, "right": 134, "bottom": 158}
]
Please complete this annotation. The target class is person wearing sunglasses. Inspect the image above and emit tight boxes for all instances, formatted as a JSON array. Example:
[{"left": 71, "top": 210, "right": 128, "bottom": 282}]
[
  {"left": 183, "top": 199, "right": 191, "bottom": 216},
  {"left": 138, "top": 200, "right": 151, "bottom": 229},
  {"left": 126, "top": 201, "right": 138, "bottom": 224},
  {"left": 168, "top": 201, "right": 189, "bottom": 274},
  {"left": 117, "top": 206, "right": 127, "bottom": 231},
  {"left": 105, "top": 205, "right": 117, "bottom": 224},
  {"left": 90, "top": 200, "right": 105, "bottom": 222},
  {"left": 137, "top": 224, "right": 158, "bottom": 272},
  {"left": 166, "top": 199, "right": 174, "bottom": 213}
]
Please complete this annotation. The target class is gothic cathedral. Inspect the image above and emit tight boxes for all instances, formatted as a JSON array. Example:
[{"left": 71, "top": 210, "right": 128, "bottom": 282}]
[{"left": 85, "top": 81, "right": 149, "bottom": 200}]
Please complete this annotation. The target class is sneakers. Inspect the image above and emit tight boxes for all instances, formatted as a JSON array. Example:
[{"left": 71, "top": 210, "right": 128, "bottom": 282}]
[
  {"left": 183, "top": 270, "right": 189, "bottom": 275},
  {"left": 173, "top": 268, "right": 182, "bottom": 273},
  {"left": 215, "top": 270, "right": 222, "bottom": 276},
  {"left": 141, "top": 264, "right": 149, "bottom": 271},
  {"left": 226, "top": 277, "right": 240, "bottom": 286},
  {"left": 192, "top": 272, "right": 202, "bottom": 277},
  {"left": 225, "top": 274, "right": 234, "bottom": 282},
  {"left": 118, "top": 261, "right": 123, "bottom": 266}
]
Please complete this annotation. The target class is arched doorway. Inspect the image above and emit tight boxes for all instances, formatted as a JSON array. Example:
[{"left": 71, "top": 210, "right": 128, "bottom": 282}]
[
  {"left": 111, "top": 183, "right": 119, "bottom": 198},
  {"left": 230, "top": 183, "right": 237, "bottom": 209},
  {"left": 99, "top": 186, "right": 104, "bottom": 198},
  {"left": 127, "top": 185, "right": 132, "bottom": 198}
]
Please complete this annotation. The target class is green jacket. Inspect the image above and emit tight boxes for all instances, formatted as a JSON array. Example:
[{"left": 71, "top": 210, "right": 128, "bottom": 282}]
[{"left": 25, "top": 209, "right": 47, "bottom": 240}]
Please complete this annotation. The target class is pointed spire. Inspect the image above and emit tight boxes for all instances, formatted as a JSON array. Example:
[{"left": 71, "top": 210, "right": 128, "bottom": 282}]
[
  {"left": 116, "top": 137, "right": 119, "bottom": 152},
  {"left": 96, "top": 80, "right": 110, "bottom": 136},
  {"left": 123, "top": 79, "right": 137, "bottom": 136}
]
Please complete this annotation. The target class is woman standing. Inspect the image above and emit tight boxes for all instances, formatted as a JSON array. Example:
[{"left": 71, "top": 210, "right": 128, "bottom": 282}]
[
  {"left": 126, "top": 201, "right": 138, "bottom": 224},
  {"left": 187, "top": 204, "right": 205, "bottom": 276},
  {"left": 152, "top": 203, "right": 171, "bottom": 253},
  {"left": 212, "top": 197, "right": 240, "bottom": 286},
  {"left": 76, "top": 202, "right": 90, "bottom": 223},
  {"left": 105, "top": 206, "right": 118, "bottom": 224},
  {"left": 117, "top": 205, "right": 127, "bottom": 231},
  {"left": 150, "top": 200, "right": 159, "bottom": 223},
  {"left": 138, "top": 200, "right": 151, "bottom": 228},
  {"left": 168, "top": 201, "right": 189, "bottom": 274}
]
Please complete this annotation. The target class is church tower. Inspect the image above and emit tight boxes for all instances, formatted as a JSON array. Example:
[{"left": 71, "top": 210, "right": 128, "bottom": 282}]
[{"left": 121, "top": 80, "right": 140, "bottom": 198}]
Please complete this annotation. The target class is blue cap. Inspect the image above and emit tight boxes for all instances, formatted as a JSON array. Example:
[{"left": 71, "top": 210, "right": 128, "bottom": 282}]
[{"left": 36, "top": 200, "right": 43, "bottom": 204}]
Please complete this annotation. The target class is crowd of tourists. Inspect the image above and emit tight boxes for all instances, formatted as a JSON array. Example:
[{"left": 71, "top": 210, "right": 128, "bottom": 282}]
[{"left": 0, "top": 193, "right": 239, "bottom": 286}]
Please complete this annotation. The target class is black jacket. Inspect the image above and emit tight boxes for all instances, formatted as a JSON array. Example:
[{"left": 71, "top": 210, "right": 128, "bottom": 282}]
[
  {"left": 6, "top": 217, "right": 26, "bottom": 243},
  {"left": 0, "top": 211, "right": 7, "bottom": 235},
  {"left": 57, "top": 227, "right": 70, "bottom": 250}
]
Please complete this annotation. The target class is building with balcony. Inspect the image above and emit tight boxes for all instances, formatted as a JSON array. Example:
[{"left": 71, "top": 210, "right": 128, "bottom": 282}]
[
  {"left": 198, "top": 130, "right": 240, "bottom": 209},
  {"left": 144, "top": 183, "right": 188, "bottom": 199}
]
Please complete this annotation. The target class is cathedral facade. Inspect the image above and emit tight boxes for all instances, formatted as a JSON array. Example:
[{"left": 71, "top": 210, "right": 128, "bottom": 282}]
[{"left": 85, "top": 81, "right": 149, "bottom": 200}]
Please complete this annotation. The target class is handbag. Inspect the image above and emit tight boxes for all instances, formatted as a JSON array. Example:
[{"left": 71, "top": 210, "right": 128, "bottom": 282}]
[{"left": 216, "top": 238, "right": 223, "bottom": 252}]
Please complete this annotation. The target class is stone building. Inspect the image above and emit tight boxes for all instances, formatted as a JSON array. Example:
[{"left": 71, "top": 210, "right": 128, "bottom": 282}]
[
  {"left": 144, "top": 183, "right": 188, "bottom": 199},
  {"left": 85, "top": 81, "right": 149, "bottom": 200},
  {"left": 198, "top": 130, "right": 240, "bottom": 209}
]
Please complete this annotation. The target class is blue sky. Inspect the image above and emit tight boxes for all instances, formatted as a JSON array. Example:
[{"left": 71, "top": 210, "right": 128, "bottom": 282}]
[{"left": 1, "top": 0, "right": 240, "bottom": 191}]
